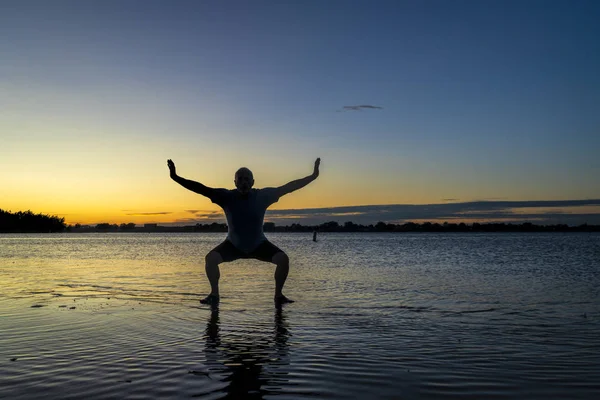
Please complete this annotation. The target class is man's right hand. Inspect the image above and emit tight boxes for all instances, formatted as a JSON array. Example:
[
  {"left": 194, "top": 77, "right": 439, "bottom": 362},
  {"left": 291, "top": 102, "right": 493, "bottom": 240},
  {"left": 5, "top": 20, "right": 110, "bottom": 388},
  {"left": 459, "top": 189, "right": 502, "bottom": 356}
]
[{"left": 167, "top": 159, "right": 176, "bottom": 176}]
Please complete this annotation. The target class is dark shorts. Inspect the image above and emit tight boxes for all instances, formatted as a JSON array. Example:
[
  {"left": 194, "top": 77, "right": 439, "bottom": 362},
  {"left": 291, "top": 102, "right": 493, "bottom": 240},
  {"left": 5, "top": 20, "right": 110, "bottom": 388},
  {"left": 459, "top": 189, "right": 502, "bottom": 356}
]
[{"left": 211, "top": 239, "right": 284, "bottom": 263}]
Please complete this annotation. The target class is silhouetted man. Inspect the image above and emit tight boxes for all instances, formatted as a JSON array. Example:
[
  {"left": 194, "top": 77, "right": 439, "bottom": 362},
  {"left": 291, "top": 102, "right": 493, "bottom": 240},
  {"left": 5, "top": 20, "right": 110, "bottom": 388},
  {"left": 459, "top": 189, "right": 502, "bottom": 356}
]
[{"left": 167, "top": 158, "right": 321, "bottom": 305}]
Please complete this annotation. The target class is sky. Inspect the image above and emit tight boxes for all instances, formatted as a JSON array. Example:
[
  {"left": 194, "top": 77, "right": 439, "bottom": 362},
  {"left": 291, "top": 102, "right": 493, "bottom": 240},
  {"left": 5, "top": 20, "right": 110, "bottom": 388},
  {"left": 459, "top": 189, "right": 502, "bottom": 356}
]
[{"left": 2, "top": 0, "right": 600, "bottom": 226}]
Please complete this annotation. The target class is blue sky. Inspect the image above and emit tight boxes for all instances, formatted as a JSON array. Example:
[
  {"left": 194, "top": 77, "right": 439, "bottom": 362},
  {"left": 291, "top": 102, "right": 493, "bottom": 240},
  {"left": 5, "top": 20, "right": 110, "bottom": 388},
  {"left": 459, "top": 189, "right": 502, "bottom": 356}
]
[{"left": 2, "top": 0, "right": 599, "bottom": 225}]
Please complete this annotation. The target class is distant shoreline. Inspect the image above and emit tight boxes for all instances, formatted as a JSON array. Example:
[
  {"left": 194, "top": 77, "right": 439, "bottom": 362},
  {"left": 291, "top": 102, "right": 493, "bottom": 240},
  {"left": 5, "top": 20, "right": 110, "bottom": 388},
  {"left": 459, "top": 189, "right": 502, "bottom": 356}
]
[
  {"left": 3, "top": 223, "right": 599, "bottom": 234},
  {"left": 3, "top": 209, "right": 600, "bottom": 233},
  {"left": 49, "top": 221, "right": 600, "bottom": 234}
]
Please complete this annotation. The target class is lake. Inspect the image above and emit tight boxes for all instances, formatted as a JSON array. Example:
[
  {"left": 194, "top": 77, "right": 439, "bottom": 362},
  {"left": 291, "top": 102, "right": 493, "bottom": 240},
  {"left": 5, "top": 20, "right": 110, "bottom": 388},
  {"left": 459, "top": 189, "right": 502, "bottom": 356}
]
[{"left": 1, "top": 232, "right": 599, "bottom": 399}]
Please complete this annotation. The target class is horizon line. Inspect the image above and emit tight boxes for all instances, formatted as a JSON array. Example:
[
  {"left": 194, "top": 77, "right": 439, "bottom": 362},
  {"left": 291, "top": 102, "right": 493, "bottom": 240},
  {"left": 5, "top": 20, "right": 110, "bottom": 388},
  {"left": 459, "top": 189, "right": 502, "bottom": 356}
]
[{"left": 58, "top": 198, "right": 600, "bottom": 226}]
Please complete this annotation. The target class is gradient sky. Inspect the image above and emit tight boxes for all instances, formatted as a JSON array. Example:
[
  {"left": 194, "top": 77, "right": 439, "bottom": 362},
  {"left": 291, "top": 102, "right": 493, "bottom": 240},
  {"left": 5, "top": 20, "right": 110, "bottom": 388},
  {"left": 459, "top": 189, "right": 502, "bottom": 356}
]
[{"left": 2, "top": 0, "right": 599, "bottom": 226}]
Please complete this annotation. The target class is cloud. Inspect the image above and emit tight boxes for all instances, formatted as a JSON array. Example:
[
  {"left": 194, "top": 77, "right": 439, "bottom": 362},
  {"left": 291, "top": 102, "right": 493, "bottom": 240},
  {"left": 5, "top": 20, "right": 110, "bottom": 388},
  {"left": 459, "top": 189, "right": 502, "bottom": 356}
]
[
  {"left": 263, "top": 200, "right": 600, "bottom": 226},
  {"left": 185, "top": 209, "right": 219, "bottom": 215},
  {"left": 125, "top": 211, "right": 173, "bottom": 216},
  {"left": 150, "top": 200, "right": 600, "bottom": 226},
  {"left": 168, "top": 210, "right": 225, "bottom": 224},
  {"left": 342, "top": 104, "right": 383, "bottom": 111}
]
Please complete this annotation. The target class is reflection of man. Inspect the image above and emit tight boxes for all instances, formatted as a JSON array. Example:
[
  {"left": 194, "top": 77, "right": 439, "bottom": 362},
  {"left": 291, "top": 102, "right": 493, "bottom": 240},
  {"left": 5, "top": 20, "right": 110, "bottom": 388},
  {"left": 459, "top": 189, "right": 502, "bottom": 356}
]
[
  {"left": 203, "top": 306, "right": 290, "bottom": 397},
  {"left": 168, "top": 158, "right": 321, "bottom": 305}
]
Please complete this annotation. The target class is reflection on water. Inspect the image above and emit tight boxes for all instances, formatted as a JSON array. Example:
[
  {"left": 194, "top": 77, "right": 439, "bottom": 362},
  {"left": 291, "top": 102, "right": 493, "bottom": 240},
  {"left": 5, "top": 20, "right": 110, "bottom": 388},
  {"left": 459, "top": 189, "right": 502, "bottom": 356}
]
[{"left": 202, "top": 305, "right": 290, "bottom": 399}]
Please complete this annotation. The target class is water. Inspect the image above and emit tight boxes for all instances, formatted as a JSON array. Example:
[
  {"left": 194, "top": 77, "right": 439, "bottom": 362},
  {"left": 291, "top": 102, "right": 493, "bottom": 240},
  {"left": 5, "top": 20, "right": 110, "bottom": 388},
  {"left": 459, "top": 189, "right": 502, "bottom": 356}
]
[{"left": 1, "top": 232, "right": 599, "bottom": 399}]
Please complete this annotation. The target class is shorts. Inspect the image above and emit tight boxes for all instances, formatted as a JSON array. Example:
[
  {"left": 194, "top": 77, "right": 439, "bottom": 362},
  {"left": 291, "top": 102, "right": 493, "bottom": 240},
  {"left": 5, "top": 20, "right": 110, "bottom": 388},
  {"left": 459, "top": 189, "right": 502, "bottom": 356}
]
[{"left": 211, "top": 239, "right": 284, "bottom": 263}]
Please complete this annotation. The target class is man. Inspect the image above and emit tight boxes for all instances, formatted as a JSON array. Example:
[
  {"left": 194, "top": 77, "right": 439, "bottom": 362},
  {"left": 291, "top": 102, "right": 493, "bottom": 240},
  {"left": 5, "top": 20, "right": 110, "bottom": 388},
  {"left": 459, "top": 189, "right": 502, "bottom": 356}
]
[{"left": 167, "top": 157, "right": 321, "bottom": 305}]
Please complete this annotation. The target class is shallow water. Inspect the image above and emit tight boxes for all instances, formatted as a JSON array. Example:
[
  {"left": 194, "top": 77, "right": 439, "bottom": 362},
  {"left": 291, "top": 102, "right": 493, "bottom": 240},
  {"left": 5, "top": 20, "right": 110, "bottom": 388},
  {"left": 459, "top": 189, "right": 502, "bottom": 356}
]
[{"left": 1, "top": 232, "right": 599, "bottom": 399}]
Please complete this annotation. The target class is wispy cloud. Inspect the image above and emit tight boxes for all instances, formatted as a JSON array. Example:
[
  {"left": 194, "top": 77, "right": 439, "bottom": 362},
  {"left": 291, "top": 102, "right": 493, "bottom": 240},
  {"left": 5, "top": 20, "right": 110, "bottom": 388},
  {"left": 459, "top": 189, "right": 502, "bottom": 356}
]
[
  {"left": 263, "top": 200, "right": 600, "bottom": 226},
  {"left": 185, "top": 210, "right": 219, "bottom": 215},
  {"left": 341, "top": 104, "right": 383, "bottom": 111},
  {"left": 155, "top": 200, "right": 600, "bottom": 226},
  {"left": 169, "top": 210, "right": 224, "bottom": 224}
]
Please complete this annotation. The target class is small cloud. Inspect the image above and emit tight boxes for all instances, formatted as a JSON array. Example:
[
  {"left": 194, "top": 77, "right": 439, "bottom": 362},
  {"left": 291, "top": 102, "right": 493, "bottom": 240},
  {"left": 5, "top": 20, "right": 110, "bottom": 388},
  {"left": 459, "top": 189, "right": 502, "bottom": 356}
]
[
  {"left": 185, "top": 210, "right": 203, "bottom": 215},
  {"left": 342, "top": 104, "right": 383, "bottom": 111},
  {"left": 178, "top": 210, "right": 224, "bottom": 222},
  {"left": 125, "top": 211, "right": 173, "bottom": 216},
  {"left": 442, "top": 199, "right": 459, "bottom": 202},
  {"left": 185, "top": 209, "right": 221, "bottom": 215}
]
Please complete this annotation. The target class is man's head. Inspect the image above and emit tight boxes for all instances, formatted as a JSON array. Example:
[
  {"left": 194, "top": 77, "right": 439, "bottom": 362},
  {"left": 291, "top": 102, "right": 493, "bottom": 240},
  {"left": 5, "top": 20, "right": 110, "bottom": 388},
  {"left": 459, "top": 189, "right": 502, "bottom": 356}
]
[{"left": 234, "top": 167, "right": 254, "bottom": 194}]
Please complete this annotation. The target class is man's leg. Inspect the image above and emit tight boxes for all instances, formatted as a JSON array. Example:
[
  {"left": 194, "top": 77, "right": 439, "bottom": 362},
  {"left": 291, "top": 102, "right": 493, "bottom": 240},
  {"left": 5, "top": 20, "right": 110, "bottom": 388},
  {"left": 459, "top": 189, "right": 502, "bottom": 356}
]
[
  {"left": 247, "top": 240, "right": 294, "bottom": 304},
  {"left": 201, "top": 251, "right": 223, "bottom": 303},
  {"left": 272, "top": 251, "right": 294, "bottom": 303},
  {"left": 200, "top": 240, "right": 242, "bottom": 304}
]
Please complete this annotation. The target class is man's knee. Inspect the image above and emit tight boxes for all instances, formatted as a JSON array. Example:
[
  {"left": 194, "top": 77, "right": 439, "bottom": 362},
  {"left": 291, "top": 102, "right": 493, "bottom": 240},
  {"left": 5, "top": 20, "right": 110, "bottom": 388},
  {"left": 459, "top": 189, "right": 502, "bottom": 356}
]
[
  {"left": 205, "top": 251, "right": 223, "bottom": 265},
  {"left": 272, "top": 251, "right": 289, "bottom": 266}
]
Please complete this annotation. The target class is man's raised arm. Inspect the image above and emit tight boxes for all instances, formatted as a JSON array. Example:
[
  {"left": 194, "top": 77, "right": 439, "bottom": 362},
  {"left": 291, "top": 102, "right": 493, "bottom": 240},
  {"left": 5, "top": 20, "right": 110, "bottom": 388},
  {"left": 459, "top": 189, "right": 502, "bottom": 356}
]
[
  {"left": 167, "top": 159, "right": 216, "bottom": 198},
  {"left": 277, "top": 158, "right": 321, "bottom": 197}
]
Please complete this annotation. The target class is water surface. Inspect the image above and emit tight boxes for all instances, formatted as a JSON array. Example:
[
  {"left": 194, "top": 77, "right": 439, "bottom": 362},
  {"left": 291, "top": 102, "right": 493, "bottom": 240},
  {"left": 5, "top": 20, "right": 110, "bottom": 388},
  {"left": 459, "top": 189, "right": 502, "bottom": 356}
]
[{"left": 1, "top": 232, "right": 599, "bottom": 399}]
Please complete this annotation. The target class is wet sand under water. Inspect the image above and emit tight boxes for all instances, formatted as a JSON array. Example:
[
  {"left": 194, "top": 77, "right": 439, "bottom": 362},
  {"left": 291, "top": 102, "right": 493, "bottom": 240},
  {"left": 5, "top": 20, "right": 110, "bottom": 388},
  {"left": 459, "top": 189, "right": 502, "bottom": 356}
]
[{"left": 2, "top": 291, "right": 599, "bottom": 400}]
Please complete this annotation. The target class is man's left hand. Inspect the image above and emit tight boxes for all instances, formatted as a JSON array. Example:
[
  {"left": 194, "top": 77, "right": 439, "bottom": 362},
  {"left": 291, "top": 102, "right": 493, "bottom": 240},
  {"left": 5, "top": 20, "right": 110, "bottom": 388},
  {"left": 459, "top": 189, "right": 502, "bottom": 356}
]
[{"left": 313, "top": 158, "right": 321, "bottom": 178}]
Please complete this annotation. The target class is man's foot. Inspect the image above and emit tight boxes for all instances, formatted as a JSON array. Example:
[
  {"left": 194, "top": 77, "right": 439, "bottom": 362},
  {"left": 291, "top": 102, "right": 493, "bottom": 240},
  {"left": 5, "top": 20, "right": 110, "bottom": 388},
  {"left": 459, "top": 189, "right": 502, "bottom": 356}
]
[
  {"left": 274, "top": 295, "right": 294, "bottom": 305},
  {"left": 200, "top": 294, "right": 220, "bottom": 305}
]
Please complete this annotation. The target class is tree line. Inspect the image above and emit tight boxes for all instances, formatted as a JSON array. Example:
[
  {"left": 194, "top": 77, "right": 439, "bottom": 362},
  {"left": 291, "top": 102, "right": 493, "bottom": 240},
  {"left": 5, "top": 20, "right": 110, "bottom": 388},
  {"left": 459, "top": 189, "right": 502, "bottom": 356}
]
[
  {"left": 72, "top": 220, "right": 600, "bottom": 232},
  {"left": 2, "top": 209, "right": 599, "bottom": 233},
  {"left": 0, "top": 209, "right": 66, "bottom": 232},
  {"left": 266, "top": 221, "right": 600, "bottom": 232}
]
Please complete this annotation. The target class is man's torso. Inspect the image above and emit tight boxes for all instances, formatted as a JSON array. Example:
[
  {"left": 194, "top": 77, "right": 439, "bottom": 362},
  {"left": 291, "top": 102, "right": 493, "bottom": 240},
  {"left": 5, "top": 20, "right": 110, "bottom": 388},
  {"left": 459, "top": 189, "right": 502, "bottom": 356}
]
[{"left": 211, "top": 188, "right": 280, "bottom": 252}]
